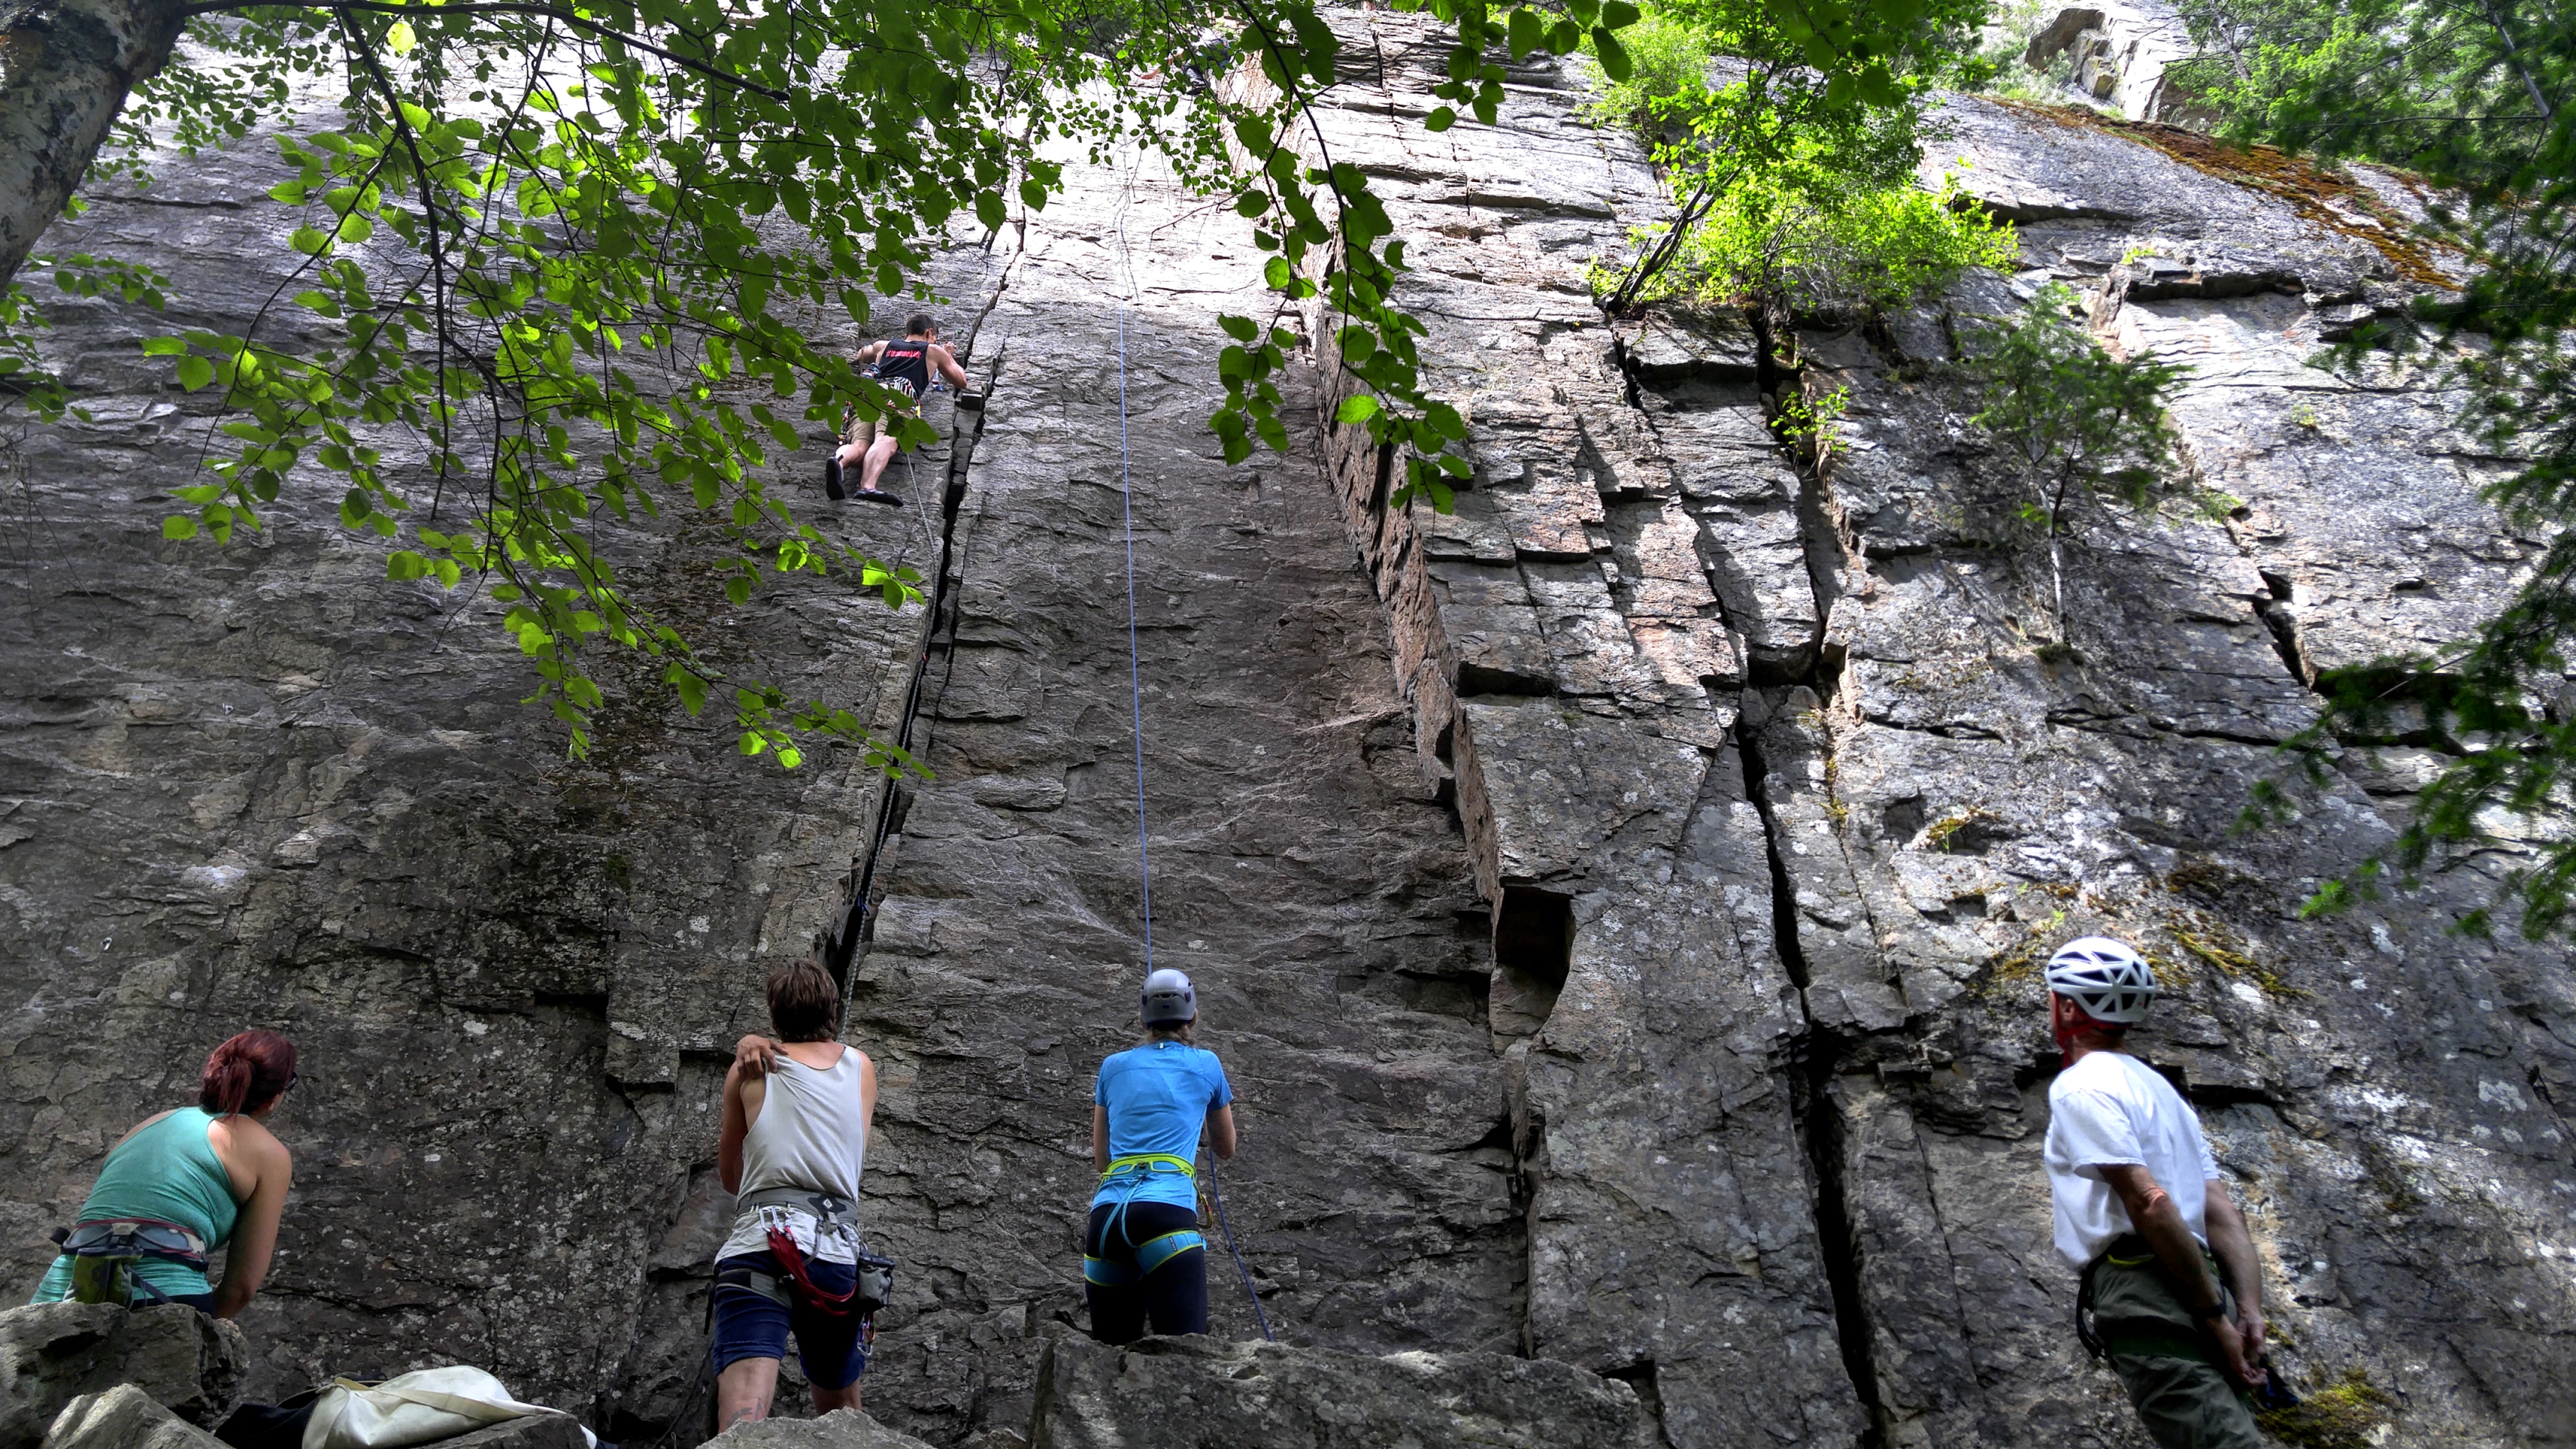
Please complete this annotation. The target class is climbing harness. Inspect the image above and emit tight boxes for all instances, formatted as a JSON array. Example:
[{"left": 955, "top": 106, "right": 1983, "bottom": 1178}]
[
  {"left": 1084, "top": 1155, "right": 1207, "bottom": 1286},
  {"left": 730, "top": 1188, "right": 896, "bottom": 1318},
  {"left": 51, "top": 1218, "right": 208, "bottom": 1306},
  {"left": 1111, "top": 289, "right": 1271, "bottom": 1342}
]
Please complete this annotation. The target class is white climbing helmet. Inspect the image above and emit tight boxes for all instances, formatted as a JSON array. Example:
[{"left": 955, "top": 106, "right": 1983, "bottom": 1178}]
[
  {"left": 2044, "top": 936, "right": 2159, "bottom": 1023},
  {"left": 1140, "top": 968, "right": 1196, "bottom": 1026}
]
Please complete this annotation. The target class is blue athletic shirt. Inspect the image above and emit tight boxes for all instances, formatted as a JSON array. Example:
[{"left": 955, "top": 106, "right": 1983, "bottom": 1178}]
[{"left": 1091, "top": 1041, "right": 1232, "bottom": 1212}]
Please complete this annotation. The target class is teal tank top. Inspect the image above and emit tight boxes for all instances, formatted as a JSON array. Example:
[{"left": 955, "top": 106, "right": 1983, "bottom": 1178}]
[{"left": 27, "top": 1107, "right": 243, "bottom": 1305}]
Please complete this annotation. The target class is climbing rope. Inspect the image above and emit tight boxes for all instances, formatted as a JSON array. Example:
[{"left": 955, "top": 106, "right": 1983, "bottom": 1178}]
[
  {"left": 1205, "top": 1160, "right": 1274, "bottom": 1342},
  {"left": 1117, "top": 305, "right": 1155, "bottom": 972},
  {"left": 1113, "top": 278, "right": 1272, "bottom": 1343}
]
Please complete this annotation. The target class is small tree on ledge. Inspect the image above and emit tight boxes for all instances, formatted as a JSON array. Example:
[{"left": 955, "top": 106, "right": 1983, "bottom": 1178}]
[{"left": 1965, "top": 283, "right": 2202, "bottom": 656}]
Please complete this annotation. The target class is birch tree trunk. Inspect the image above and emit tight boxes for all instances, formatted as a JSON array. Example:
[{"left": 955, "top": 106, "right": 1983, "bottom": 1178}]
[{"left": 0, "top": 0, "right": 186, "bottom": 289}]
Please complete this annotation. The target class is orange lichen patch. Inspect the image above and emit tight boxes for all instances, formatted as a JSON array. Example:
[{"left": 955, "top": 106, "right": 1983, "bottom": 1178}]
[{"left": 1984, "top": 99, "right": 2459, "bottom": 287}]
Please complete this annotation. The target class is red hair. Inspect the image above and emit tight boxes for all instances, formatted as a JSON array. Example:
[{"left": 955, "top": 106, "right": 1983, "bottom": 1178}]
[{"left": 200, "top": 1030, "right": 297, "bottom": 1116}]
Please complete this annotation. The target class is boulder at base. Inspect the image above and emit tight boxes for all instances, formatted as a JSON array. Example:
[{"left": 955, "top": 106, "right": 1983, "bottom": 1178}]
[
  {"left": 40, "top": 1387, "right": 223, "bottom": 1449},
  {"left": 712, "top": 1410, "right": 936, "bottom": 1449},
  {"left": 0, "top": 1306, "right": 247, "bottom": 1449},
  {"left": 1027, "top": 1335, "right": 1645, "bottom": 1449}
]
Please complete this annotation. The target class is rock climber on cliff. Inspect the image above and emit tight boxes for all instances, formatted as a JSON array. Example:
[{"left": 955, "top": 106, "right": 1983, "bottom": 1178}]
[
  {"left": 1083, "top": 968, "right": 1237, "bottom": 1342},
  {"left": 2043, "top": 937, "right": 2271, "bottom": 1448},
  {"left": 30, "top": 1030, "right": 297, "bottom": 1318},
  {"left": 826, "top": 314, "right": 974, "bottom": 506},
  {"left": 712, "top": 957, "right": 888, "bottom": 1427}
]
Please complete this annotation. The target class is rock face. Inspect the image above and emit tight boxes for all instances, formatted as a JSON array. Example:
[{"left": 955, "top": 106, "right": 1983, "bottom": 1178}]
[
  {"left": 1027, "top": 1332, "right": 1643, "bottom": 1448},
  {"left": 2021, "top": 0, "right": 2210, "bottom": 123},
  {"left": 0, "top": 1305, "right": 245, "bottom": 1449},
  {"left": 711, "top": 1410, "right": 932, "bottom": 1449},
  {"left": 4, "top": 12, "right": 2572, "bottom": 1449},
  {"left": 39, "top": 1388, "right": 222, "bottom": 1449}
]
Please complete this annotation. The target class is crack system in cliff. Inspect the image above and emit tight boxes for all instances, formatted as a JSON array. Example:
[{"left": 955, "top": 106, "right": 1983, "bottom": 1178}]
[
  {"left": 1735, "top": 702, "right": 1889, "bottom": 1449},
  {"left": 1734, "top": 304, "right": 1896, "bottom": 1447},
  {"left": 823, "top": 343, "right": 1004, "bottom": 987}
]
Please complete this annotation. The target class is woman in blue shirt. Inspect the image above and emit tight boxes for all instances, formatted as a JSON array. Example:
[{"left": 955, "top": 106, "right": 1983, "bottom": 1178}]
[
  {"left": 1085, "top": 969, "right": 1236, "bottom": 1341},
  {"left": 30, "top": 1029, "right": 297, "bottom": 1316}
]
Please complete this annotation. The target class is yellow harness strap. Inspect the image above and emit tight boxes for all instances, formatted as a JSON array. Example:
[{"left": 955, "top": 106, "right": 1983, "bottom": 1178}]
[{"left": 1099, "top": 1153, "right": 1196, "bottom": 1182}]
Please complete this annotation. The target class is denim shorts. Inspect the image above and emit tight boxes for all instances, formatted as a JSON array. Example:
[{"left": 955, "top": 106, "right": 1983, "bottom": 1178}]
[{"left": 710, "top": 1252, "right": 870, "bottom": 1389}]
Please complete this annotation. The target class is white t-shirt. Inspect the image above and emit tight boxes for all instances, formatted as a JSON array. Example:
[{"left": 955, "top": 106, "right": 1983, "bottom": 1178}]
[{"left": 2043, "top": 1050, "right": 2220, "bottom": 1271}]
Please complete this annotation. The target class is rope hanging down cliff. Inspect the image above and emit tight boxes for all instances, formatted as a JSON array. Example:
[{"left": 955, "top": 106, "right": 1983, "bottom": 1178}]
[{"left": 1112, "top": 175, "right": 1272, "bottom": 1340}]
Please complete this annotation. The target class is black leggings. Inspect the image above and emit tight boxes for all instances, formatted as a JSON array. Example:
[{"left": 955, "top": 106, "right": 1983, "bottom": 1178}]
[{"left": 1084, "top": 1200, "right": 1208, "bottom": 1343}]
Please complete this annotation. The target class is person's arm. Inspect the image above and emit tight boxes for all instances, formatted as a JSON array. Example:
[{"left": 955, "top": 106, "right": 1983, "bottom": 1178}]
[
  {"left": 1205, "top": 1104, "right": 1236, "bottom": 1161},
  {"left": 1091, "top": 1103, "right": 1110, "bottom": 1172},
  {"left": 734, "top": 1034, "right": 777, "bottom": 1079},
  {"left": 2100, "top": 1164, "right": 2257, "bottom": 1385},
  {"left": 2204, "top": 1181, "right": 2266, "bottom": 1374},
  {"left": 719, "top": 1062, "right": 759, "bottom": 1195},
  {"left": 933, "top": 344, "right": 971, "bottom": 393},
  {"left": 211, "top": 1134, "right": 290, "bottom": 1318},
  {"left": 856, "top": 1050, "right": 878, "bottom": 1147}
]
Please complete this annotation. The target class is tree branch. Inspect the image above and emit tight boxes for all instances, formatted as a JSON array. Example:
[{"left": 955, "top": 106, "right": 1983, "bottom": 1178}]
[{"left": 180, "top": 0, "right": 790, "bottom": 100}]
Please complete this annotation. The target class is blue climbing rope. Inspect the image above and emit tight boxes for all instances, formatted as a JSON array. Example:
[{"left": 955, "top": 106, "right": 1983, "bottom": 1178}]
[
  {"left": 1205, "top": 1160, "right": 1274, "bottom": 1342},
  {"left": 1118, "top": 305, "right": 1154, "bottom": 972},
  {"left": 1112, "top": 297, "right": 1271, "bottom": 1343}
]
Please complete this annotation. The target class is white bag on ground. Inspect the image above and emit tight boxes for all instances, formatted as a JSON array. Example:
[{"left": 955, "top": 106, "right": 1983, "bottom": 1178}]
[{"left": 302, "top": 1367, "right": 596, "bottom": 1449}]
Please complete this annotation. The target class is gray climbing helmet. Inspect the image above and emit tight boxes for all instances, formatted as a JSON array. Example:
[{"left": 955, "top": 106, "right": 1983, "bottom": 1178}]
[
  {"left": 1140, "top": 968, "right": 1196, "bottom": 1026},
  {"left": 2045, "top": 936, "right": 2158, "bottom": 1023}
]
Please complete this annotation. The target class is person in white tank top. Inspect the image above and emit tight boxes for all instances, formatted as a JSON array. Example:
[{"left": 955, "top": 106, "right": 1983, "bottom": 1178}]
[{"left": 712, "top": 957, "right": 879, "bottom": 1429}]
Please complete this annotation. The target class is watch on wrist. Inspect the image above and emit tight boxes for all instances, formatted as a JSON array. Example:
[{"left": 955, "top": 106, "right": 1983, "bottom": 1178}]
[{"left": 2193, "top": 1303, "right": 2230, "bottom": 1324}]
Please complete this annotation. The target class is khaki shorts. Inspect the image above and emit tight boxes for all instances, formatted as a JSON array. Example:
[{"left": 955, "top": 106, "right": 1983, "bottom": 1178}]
[
  {"left": 2090, "top": 1248, "right": 2266, "bottom": 1449},
  {"left": 843, "top": 389, "right": 920, "bottom": 451}
]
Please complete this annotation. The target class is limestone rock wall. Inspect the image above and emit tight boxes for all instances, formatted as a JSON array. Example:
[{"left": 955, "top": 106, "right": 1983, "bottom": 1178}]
[
  {"left": 2, "top": 15, "right": 2571, "bottom": 1449},
  {"left": 1298, "top": 19, "right": 2574, "bottom": 1448},
  {"left": 0, "top": 99, "right": 993, "bottom": 1428}
]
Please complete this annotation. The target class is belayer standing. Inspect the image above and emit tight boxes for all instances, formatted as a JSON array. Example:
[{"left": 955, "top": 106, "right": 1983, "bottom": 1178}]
[
  {"left": 713, "top": 957, "right": 884, "bottom": 1427},
  {"left": 2043, "top": 937, "right": 2271, "bottom": 1449},
  {"left": 1084, "top": 968, "right": 1237, "bottom": 1343},
  {"left": 827, "top": 314, "right": 974, "bottom": 506},
  {"left": 29, "top": 1030, "right": 297, "bottom": 1317}
]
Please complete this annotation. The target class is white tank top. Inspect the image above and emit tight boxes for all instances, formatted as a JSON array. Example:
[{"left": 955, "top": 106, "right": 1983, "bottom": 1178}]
[{"left": 717, "top": 1048, "right": 870, "bottom": 1264}]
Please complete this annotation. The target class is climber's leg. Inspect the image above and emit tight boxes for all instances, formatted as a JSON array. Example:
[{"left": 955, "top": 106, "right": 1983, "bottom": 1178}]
[
  {"left": 714, "top": 1357, "right": 777, "bottom": 1431},
  {"left": 787, "top": 1258, "right": 869, "bottom": 1414},
  {"left": 1083, "top": 1203, "right": 1149, "bottom": 1344},
  {"left": 1126, "top": 1203, "right": 1210, "bottom": 1337},
  {"left": 711, "top": 1253, "right": 792, "bottom": 1427},
  {"left": 857, "top": 430, "right": 902, "bottom": 495}
]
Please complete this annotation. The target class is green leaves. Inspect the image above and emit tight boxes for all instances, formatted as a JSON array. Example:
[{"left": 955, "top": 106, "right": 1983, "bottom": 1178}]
[
  {"left": 1592, "top": 28, "right": 1634, "bottom": 82},
  {"left": 2173, "top": 0, "right": 2576, "bottom": 935},
  {"left": 1577, "top": 0, "right": 1992, "bottom": 311},
  {"left": 20, "top": 0, "right": 1669, "bottom": 771},
  {"left": 1963, "top": 284, "right": 2197, "bottom": 641}
]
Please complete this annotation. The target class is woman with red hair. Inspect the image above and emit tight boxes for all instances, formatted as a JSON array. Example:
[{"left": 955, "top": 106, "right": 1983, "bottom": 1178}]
[{"left": 27, "top": 1030, "right": 299, "bottom": 1317}]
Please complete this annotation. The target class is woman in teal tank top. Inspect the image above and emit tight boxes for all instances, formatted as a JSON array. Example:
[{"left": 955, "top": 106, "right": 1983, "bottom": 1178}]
[{"left": 29, "top": 1030, "right": 299, "bottom": 1318}]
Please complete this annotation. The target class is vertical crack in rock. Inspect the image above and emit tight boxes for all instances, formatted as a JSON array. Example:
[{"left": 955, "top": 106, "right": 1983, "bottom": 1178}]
[
  {"left": 1740, "top": 700, "right": 1888, "bottom": 1448},
  {"left": 837, "top": 160, "right": 1524, "bottom": 1438},
  {"left": 2251, "top": 568, "right": 2318, "bottom": 690},
  {"left": 1733, "top": 713, "right": 1812, "bottom": 992},
  {"left": 824, "top": 333, "right": 1010, "bottom": 986}
]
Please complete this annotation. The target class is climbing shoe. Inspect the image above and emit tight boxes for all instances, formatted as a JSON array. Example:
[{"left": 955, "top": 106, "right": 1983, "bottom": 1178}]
[
  {"left": 955, "top": 393, "right": 985, "bottom": 412},
  {"left": 854, "top": 489, "right": 903, "bottom": 507},
  {"left": 824, "top": 455, "right": 846, "bottom": 500}
]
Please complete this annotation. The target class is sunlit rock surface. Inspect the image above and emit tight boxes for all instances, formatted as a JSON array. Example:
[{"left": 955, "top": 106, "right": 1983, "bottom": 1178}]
[{"left": 4, "top": 14, "right": 2570, "bottom": 1449}]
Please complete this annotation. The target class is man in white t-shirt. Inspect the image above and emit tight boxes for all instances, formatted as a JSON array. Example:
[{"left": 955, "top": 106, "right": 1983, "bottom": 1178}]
[{"left": 2042, "top": 937, "right": 2269, "bottom": 1448}]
